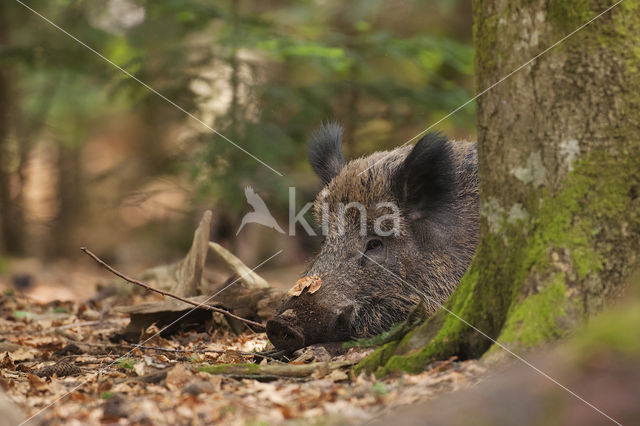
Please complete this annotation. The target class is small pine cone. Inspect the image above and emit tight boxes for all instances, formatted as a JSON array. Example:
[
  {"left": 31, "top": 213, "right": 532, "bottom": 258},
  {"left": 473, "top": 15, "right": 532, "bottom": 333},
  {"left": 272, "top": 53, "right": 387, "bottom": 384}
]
[{"left": 34, "top": 361, "right": 83, "bottom": 378}]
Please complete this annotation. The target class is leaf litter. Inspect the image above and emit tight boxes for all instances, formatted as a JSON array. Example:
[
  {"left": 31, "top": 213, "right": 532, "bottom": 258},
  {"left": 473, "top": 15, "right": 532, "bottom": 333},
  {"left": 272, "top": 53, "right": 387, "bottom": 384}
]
[{"left": 0, "top": 263, "right": 485, "bottom": 425}]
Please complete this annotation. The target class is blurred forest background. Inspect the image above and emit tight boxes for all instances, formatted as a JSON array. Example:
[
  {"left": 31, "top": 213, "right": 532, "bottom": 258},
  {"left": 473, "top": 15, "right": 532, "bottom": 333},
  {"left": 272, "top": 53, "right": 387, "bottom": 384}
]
[{"left": 0, "top": 0, "right": 474, "bottom": 283}]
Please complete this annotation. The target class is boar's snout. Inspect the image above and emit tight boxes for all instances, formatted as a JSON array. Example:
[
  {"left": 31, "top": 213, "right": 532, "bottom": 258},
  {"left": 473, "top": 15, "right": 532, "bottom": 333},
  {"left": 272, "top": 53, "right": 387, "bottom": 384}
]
[
  {"left": 266, "top": 317, "right": 305, "bottom": 351},
  {"left": 266, "top": 296, "right": 356, "bottom": 352}
]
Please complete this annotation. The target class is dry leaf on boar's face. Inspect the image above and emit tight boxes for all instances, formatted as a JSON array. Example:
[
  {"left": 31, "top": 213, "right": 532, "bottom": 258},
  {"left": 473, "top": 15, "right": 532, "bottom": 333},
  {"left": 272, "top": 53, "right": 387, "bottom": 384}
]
[
  {"left": 288, "top": 275, "right": 322, "bottom": 297},
  {"left": 308, "top": 276, "right": 322, "bottom": 294}
]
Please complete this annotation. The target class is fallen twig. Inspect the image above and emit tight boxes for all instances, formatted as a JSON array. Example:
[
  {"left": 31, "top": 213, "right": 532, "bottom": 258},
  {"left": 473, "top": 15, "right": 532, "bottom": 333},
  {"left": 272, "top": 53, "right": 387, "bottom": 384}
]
[
  {"left": 80, "top": 247, "right": 266, "bottom": 331},
  {"left": 198, "top": 360, "right": 357, "bottom": 378},
  {"left": 63, "top": 339, "right": 277, "bottom": 360},
  {"left": 55, "top": 320, "right": 108, "bottom": 330}
]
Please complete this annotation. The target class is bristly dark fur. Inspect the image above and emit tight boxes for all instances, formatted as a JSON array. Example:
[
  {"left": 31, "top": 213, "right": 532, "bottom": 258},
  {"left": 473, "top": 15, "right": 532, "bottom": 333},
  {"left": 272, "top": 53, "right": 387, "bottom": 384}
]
[
  {"left": 392, "top": 132, "right": 456, "bottom": 217},
  {"left": 266, "top": 125, "right": 479, "bottom": 352},
  {"left": 308, "top": 122, "right": 345, "bottom": 185}
]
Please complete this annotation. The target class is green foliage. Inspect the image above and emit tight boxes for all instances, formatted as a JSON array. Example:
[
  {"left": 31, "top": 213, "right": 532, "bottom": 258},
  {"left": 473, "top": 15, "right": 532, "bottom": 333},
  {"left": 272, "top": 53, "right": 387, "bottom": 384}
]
[
  {"left": 117, "top": 358, "right": 135, "bottom": 370},
  {"left": 2, "top": 1, "right": 474, "bottom": 253},
  {"left": 12, "top": 310, "right": 32, "bottom": 319},
  {"left": 183, "top": 0, "right": 476, "bottom": 210},
  {"left": 371, "top": 381, "right": 389, "bottom": 396}
]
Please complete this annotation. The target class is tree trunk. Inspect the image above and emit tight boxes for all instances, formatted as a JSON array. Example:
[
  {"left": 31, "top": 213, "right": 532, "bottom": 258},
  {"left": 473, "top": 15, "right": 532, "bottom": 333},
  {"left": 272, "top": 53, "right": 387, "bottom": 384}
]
[
  {"left": 0, "top": 3, "right": 25, "bottom": 255},
  {"left": 52, "top": 143, "right": 82, "bottom": 257},
  {"left": 359, "top": 0, "right": 640, "bottom": 375}
]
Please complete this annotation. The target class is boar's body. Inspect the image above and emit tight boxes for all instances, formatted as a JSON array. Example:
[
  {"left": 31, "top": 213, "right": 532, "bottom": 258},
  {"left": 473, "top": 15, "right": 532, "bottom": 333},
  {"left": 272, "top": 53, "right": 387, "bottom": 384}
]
[{"left": 267, "top": 123, "right": 479, "bottom": 351}]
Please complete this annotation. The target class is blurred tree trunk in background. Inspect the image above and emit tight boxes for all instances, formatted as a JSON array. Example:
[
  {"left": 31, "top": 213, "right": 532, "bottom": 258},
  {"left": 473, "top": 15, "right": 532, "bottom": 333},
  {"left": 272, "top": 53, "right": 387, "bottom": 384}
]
[
  {"left": 52, "top": 143, "right": 81, "bottom": 257},
  {"left": 0, "top": 3, "right": 25, "bottom": 255},
  {"left": 360, "top": 0, "right": 640, "bottom": 375},
  {"left": 229, "top": 0, "right": 241, "bottom": 140}
]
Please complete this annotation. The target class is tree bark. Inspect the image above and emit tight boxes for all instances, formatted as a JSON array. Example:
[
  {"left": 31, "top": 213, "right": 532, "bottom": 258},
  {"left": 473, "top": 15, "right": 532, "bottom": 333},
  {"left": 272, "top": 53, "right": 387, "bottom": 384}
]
[{"left": 359, "top": 0, "right": 640, "bottom": 375}]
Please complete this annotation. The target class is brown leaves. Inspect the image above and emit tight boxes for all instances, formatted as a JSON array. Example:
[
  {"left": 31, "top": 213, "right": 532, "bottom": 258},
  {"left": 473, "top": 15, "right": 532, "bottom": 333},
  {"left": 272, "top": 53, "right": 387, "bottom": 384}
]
[
  {"left": 1, "top": 353, "right": 15, "bottom": 370},
  {"left": 165, "top": 364, "right": 193, "bottom": 391},
  {"left": 288, "top": 275, "right": 322, "bottom": 297},
  {"left": 26, "top": 373, "right": 48, "bottom": 393},
  {"left": 0, "top": 268, "right": 487, "bottom": 425}
]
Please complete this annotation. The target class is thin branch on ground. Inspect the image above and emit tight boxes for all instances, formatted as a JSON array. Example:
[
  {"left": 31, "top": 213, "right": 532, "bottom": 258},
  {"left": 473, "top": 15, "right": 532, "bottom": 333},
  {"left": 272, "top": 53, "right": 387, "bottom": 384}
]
[
  {"left": 198, "top": 360, "right": 358, "bottom": 378},
  {"left": 63, "top": 339, "right": 278, "bottom": 361},
  {"left": 80, "top": 247, "right": 266, "bottom": 331}
]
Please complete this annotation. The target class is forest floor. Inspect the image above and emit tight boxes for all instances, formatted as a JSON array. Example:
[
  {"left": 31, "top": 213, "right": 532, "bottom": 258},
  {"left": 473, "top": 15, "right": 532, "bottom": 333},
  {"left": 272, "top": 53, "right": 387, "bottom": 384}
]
[
  {"left": 3, "top": 260, "right": 638, "bottom": 425},
  {"left": 0, "top": 265, "right": 486, "bottom": 425}
]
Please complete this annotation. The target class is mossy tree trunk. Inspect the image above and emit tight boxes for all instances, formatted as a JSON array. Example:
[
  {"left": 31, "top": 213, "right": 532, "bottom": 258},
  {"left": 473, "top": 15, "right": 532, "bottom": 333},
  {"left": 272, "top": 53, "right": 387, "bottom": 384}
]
[{"left": 359, "top": 0, "right": 640, "bottom": 375}]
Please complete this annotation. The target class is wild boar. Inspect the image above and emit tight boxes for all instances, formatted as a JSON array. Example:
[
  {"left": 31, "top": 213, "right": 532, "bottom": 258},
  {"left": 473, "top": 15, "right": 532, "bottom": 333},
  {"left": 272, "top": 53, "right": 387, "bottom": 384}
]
[{"left": 266, "top": 123, "right": 479, "bottom": 351}]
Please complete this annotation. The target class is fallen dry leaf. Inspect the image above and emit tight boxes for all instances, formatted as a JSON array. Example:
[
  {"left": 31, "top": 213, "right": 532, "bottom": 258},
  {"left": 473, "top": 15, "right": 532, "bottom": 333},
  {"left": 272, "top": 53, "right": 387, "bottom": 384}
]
[
  {"left": 165, "top": 365, "right": 194, "bottom": 391},
  {"left": 26, "top": 373, "right": 49, "bottom": 393},
  {"left": 1, "top": 353, "right": 15, "bottom": 370},
  {"left": 133, "top": 362, "right": 146, "bottom": 377},
  {"left": 4, "top": 347, "right": 37, "bottom": 362},
  {"left": 325, "top": 369, "right": 349, "bottom": 382}
]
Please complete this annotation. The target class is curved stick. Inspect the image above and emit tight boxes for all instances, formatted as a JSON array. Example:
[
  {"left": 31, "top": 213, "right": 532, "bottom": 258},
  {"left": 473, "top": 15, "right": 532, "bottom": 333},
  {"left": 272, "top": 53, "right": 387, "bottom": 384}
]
[{"left": 80, "top": 247, "right": 265, "bottom": 331}]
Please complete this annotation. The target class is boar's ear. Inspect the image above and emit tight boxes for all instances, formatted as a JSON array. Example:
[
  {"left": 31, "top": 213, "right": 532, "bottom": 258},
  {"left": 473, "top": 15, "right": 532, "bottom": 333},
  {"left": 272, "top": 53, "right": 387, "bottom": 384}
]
[
  {"left": 308, "top": 122, "right": 345, "bottom": 185},
  {"left": 393, "top": 132, "right": 456, "bottom": 218}
]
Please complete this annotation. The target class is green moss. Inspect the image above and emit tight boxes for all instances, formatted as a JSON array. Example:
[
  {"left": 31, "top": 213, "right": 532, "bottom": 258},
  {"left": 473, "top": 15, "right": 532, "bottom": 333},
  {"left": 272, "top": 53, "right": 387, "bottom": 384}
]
[
  {"left": 361, "top": 146, "right": 639, "bottom": 377},
  {"left": 343, "top": 324, "right": 403, "bottom": 349},
  {"left": 493, "top": 273, "right": 567, "bottom": 349},
  {"left": 354, "top": 340, "right": 399, "bottom": 375},
  {"left": 370, "top": 265, "right": 480, "bottom": 377},
  {"left": 345, "top": 303, "right": 427, "bottom": 349},
  {"left": 548, "top": 0, "right": 596, "bottom": 31},
  {"left": 117, "top": 359, "right": 135, "bottom": 370},
  {"left": 353, "top": 304, "right": 430, "bottom": 375},
  {"left": 612, "top": 0, "right": 640, "bottom": 74},
  {"left": 572, "top": 302, "right": 640, "bottom": 357},
  {"left": 472, "top": 1, "right": 500, "bottom": 78}
]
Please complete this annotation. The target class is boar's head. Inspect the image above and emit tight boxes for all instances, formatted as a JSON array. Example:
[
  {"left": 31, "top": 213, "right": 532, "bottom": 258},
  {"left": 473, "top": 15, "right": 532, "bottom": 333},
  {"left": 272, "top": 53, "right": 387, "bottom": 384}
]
[{"left": 266, "top": 123, "right": 478, "bottom": 352}]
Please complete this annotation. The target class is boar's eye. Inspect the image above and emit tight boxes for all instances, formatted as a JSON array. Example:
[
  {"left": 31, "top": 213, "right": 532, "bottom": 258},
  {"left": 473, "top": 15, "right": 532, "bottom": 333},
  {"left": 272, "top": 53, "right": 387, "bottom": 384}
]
[
  {"left": 365, "top": 239, "right": 383, "bottom": 252},
  {"left": 361, "top": 238, "right": 385, "bottom": 266}
]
